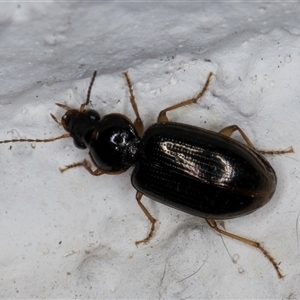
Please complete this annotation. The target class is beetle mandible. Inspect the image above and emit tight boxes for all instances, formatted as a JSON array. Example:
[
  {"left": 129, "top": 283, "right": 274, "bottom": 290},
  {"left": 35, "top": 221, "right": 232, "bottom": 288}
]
[{"left": 0, "top": 70, "right": 294, "bottom": 278}]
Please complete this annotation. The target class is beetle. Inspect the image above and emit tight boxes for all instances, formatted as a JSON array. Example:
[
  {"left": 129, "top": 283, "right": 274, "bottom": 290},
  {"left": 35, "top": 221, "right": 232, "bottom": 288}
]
[{"left": 0, "top": 70, "right": 293, "bottom": 278}]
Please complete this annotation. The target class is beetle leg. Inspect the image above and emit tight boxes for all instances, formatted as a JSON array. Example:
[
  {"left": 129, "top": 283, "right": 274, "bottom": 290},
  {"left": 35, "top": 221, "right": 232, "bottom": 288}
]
[
  {"left": 54, "top": 102, "right": 74, "bottom": 111},
  {"left": 135, "top": 192, "right": 157, "bottom": 246},
  {"left": 257, "top": 147, "right": 294, "bottom": 155},
  {"left": 205, "top": 218, "right": 284, "bottom": 279},
  {"left": 59, "top": 159, "right": 104, "bottom": 176},
  {"left": 219, "top": 125, "right": 255, "bottom": 148},
  {"left": 123, "top": 72, "right": 144, "bottom": 136},
  {"left": 59, "top": 151, "right": 129, "bottom": 175},
  {"left": 79, "top": 70, "right": 97, "bottom": 112},
  {"left": 157, "top": 72, "right": 214, "bottom": 123},
  {"left": 219, "top": 125, "right": 294, "bottom": 155}
]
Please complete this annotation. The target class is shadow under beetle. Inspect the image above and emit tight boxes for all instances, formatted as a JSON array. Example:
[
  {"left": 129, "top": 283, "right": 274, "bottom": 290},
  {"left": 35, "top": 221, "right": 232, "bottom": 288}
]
[{"left": 0, "top": 70, "right": 294, "bottom": 279}]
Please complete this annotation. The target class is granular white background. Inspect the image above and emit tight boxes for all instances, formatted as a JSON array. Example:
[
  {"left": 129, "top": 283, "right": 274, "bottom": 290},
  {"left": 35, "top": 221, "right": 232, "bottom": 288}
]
[{"left": 0, "top": 2, "right": 300, "bottom": 299}]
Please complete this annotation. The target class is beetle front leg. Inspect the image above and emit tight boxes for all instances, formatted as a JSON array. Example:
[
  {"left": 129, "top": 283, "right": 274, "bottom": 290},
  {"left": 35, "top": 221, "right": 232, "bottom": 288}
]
[
  {"left": 59, "top": 159, "right": 104, "bottom": 176},
  {"left": 219, "top": 125, "right": 294, "bottom": 155},
  {"left": 123, "top": 72, "right": 144, "bottom": 136},
  {"left": 157, "top": 72, "right": 214, "bottom": 123},
  {"left": 135, "top": 192, "right": 157, "bottom": 246},
  {"left": 206, "top": 218, "right": 284, "bottom": 279}
]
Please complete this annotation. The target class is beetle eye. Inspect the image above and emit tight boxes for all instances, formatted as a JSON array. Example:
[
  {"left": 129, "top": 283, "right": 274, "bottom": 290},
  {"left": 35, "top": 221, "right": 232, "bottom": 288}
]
[
  {"left": 73, "top": 138, "right": 87, "bottom": 149},
  {"left": 62, "top": 113, "right": 70, "bottom": 123},
  {"left": 84, "top": 109, "right": 100, "bottom": 121},
  {"left": 61, "top": 113, "right": 72, "bottom": 132}
]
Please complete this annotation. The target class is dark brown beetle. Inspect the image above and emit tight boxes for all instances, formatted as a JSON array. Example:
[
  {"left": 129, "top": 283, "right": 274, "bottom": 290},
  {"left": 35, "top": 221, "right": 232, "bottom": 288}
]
[{"left": 0, "top": 71, "right": 293, "bottom": 278}]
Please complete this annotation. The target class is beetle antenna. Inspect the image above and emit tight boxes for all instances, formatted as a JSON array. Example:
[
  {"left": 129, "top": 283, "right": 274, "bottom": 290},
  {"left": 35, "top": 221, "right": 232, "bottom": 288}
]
[
  {"left": 79, "top": 70, "right": 97, "bottom": 112},
  {"left": 0, "top": 133, "right": 70, "bottom": 144},
  {"left": 0, "top": 72, "right": 98, "bottom": 145}
]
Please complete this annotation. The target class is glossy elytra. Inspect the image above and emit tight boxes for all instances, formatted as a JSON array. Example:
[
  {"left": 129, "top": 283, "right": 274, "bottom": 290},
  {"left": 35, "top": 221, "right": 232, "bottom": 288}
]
[{"left": 0, "top": 70, "right": 294, "bottom": 278}]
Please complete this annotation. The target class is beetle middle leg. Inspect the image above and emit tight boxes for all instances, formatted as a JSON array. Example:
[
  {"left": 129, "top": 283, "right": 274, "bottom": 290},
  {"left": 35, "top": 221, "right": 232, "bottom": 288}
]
[
  {"left": 135, "top": 191, "right": 157, "bottom": 246},
  {"left": 205, "top": 218, "right": 283, "bottom": 278},
  {"left": 220, "top": 125, "right": 294, "bottom": 154},
  {"left": 157, "top": 71, "right": 214, "bottom": 123}
]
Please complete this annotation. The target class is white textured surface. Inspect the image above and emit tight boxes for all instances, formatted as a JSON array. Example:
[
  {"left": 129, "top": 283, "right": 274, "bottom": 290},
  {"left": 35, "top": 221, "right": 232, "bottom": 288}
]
[{"left": 0, "top": 2, "right": 300, "bottom": 298}]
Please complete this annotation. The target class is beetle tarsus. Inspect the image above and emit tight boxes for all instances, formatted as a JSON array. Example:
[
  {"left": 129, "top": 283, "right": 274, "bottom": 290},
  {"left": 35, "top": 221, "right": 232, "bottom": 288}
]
[
  {"left": 205, "top": 218, "right": 284, "bottom": 279},
  {"left": 157, "top": 71, "right": 214, "bottom": 123},
  {"left": 135, "top": 192, "right": 157, "bottom": 245},
  {"left": 258, "top": 147, "right": 294, "bottom": 155},
  {"left": 60, "top": 159, "right": 104, "bottom": 176},
  {"left": 59, "top": 161, "right": 86, "bottom": 173}
]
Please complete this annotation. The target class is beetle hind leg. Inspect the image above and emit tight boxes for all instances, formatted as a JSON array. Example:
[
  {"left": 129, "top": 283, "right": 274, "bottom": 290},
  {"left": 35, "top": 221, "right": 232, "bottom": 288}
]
[
  {"left": 206, "top": 218, "right": 284, "bottom": 278},
  {"left": 135, "top": 192, "right": 157, "bottom": 246},
  {"left": 157, "top": 71, "right": 214, "bottom": 123},
  {"left": 219, "top": 125, "right": 294, "bottom": 155},
  {"left": 219, "top": 125, "right": 255, "bottom": 148}
]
